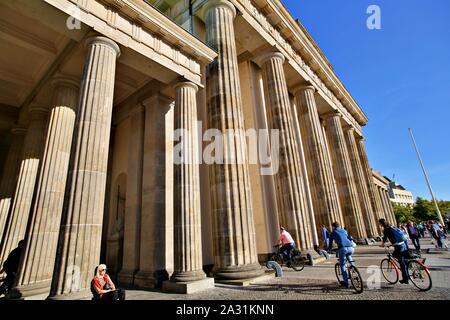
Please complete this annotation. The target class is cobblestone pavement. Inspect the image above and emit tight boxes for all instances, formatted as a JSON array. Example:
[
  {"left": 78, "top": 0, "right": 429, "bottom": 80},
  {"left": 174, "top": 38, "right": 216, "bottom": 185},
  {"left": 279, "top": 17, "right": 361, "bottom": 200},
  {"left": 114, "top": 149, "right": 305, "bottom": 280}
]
[{"left": 126, "top": 238, "right": 450, "bottom": 300}]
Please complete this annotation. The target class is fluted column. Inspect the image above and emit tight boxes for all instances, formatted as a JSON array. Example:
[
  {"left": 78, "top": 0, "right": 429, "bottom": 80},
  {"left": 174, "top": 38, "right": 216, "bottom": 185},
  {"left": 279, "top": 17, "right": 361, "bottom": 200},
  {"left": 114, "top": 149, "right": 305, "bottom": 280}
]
[
  {"left": 259, "top": 52, "right": 315, "bottom": 250},
  {"left": 12, "top": 77, "right": 79, "bottom": 297},
  {"left": 170, "top": 81, "right": 206, "bottom": 282},
  {"left": 344, "top": 127, "right": 378, "bottom": 237},
  {"left": 49, "top": 36, "right": 120, "bottom": 299},
  {"left": 386, "top": 190, "right": 396, "bottom": 225},
  {"left": 324, "top": 111, "right": 366, "bottom": 239},
  {"left": 294, "top": 85, "right": 343, "bottom": 233},
  {"left": 118, "top": 104, "right": 144, "bottom": 286},
  {"left": 203, "top": 0, "right": 262, "bottom": 280},
  {"left": 0, "top": 128, "right": 26, "bottom": 242},
  {"left": 357, "top": 137, "right": 384, "bottom": 234},
  {"left": 0, "top": 107, "right": 48, "bottom": 266}
]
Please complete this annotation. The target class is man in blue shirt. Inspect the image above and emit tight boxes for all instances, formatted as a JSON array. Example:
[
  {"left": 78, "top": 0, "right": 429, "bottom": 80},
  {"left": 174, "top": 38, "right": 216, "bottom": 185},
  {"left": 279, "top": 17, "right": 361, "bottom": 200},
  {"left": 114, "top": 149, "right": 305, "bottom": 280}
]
[{"left": 327, "top": 221, "right": 354, "bottom": 288}]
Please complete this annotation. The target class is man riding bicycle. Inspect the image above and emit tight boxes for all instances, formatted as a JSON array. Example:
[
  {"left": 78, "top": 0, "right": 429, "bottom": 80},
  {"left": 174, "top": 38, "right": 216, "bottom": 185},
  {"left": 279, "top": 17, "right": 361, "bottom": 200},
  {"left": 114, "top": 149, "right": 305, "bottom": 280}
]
[
  {"left": 327, "top": 221, "right": 354, "bottom": 288},
  {"left": 277, "top": 227, "right": 295, "bottom": 267},
  {"left": 0, "top": 240, "right": 25, "bottom": 295},
  {"left": 379, "top": 218, "right": 409, "bottom": 284}
]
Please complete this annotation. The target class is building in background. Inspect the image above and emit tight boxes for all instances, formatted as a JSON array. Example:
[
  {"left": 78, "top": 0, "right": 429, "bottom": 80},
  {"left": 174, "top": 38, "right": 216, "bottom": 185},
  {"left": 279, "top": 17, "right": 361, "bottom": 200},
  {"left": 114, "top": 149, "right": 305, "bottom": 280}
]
[
  {"left": 385, "top": 177, "right": 415, "bottom": 207},
  {"left": 372, "top": 170, "right": 397, "bottom": 227}
]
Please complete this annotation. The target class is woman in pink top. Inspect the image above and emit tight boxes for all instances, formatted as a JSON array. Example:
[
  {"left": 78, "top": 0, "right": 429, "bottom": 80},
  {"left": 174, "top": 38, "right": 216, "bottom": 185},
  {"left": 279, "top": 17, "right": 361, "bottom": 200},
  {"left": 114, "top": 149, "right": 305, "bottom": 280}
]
[{"left": 278, "top": 227, "right": 295, "bottom": 265}]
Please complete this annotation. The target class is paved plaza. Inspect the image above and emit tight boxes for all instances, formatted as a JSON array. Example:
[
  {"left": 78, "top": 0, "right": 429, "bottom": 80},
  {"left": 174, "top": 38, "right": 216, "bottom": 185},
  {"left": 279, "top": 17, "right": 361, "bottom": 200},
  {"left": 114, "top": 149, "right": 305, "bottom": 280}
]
[{"left": 124, "top": 238, "right": 450, "bottom": 301}]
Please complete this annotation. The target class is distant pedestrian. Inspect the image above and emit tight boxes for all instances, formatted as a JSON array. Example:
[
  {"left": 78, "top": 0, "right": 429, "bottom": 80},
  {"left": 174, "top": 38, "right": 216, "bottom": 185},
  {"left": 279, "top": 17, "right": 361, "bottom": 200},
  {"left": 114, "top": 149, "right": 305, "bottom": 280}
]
[
  {"left": 321, "top": 225, "right": 330, "bottom": 250},
  {"left": 407, "top": 221, "right": 420, "bottom": 251}
]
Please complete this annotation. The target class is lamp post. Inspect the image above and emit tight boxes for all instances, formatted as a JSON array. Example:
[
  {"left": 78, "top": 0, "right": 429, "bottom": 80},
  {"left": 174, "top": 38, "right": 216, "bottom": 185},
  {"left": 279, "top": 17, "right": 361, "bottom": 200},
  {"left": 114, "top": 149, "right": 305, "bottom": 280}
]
[{"left": 408, "top": 128, "right": 444, "bottom": 225}]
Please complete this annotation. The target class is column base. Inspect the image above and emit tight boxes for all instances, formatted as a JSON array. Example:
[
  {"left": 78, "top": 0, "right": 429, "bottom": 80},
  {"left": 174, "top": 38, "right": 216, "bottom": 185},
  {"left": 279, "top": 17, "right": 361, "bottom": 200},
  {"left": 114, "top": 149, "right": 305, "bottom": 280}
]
[
  {"left": 356, "top": 238, "right": 368, "bottom": 245},
  {"left": 47, "top": 289, "right": 92, "bottom": 300},
  {"left": 213, "top": 263, "right": 264, "bottom": 280},
  {"left": 170, "top": 270, "right": 206, "bottom": 282},
  {"left": 306, "top": 250, "right": 326, "bottom": 266},
  {"left": 214, "top": 270, "right": 275, "bottom": 286},
  {"left": 8, "top": 280, "right": 51, "bottom": 299},
  {"left": 117, "top": 268, "right": 136, "bottom": 286},
  {"left": 134, "top": 269, "right": 169, "bottom": 289},
  {"left": 162, "top": 277, "right": 215, "bottom": 294}
]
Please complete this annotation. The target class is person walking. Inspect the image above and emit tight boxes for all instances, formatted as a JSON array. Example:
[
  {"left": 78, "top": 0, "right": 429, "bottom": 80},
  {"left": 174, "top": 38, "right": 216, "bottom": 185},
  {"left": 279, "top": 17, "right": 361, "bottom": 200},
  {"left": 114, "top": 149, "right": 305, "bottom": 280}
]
[
  {"left": 407, "top": 221, "right": 421, "bottom": 252},
  {"left": 321, "top": 225, "right": 330, "bottom": 250}
]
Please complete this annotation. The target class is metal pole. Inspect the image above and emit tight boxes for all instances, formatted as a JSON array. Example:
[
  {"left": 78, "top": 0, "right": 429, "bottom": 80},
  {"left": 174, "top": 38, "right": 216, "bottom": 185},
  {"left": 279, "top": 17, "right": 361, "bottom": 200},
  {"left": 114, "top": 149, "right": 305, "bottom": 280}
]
[{"left": 408, "top": 128, "right": 444, "bottom": 225}]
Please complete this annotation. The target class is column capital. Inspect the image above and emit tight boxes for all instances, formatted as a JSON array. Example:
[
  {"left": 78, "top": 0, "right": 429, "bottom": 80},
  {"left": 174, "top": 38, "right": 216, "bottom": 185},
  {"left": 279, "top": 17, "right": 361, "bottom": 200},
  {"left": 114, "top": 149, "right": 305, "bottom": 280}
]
[
  {"left": 292, "top": 83, "right": 317, "bottom": 95},
  {"left": 256, "top": 50, "right": 285, "bottom": 66},
  {"left": 85, "top": 36, "right": 121, "bottom": 58},
  {"left": 29, "top": 106, "right": 49, "bottom": 120},
  {"left": 202, "top": 0, "right": 236, "bottom": 19},
  {"left": 322, "top": 109, "right": 342, "bottom": 121},
  {"left": 174, "top": 80, "right": 198, "bottom": 93},
  {"left": 51, "top": 75, "right": 80, "bottom": 90},
  {"left": 343, "top": 125, "right": 356, "bottom": 133},
  {"left": 10, "top": 127, "right": 27, "bottom": 136}
]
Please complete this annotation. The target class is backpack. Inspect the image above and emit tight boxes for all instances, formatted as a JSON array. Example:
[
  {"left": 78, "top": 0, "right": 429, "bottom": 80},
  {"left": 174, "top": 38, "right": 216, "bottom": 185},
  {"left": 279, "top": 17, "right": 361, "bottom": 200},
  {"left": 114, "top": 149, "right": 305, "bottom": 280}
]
[{"left": 390, "top": 227, "right": 408, "bottom": 243}]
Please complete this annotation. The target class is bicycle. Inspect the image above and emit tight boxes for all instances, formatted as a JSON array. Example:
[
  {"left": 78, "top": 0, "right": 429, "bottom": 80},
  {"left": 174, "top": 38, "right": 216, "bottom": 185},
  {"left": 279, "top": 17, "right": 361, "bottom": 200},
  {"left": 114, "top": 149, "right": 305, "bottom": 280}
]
[
  {"left": 334, "top": 250, "right": 364, "bottom": 294},
  {"left": 0, "top": 274, "right": 14, "bottom": 297},
  {"left": 380, "top": 245, "right": 432, "bottom": 291},
  {"left": 269, "top": 244, "right": 305, "bottom": 271}
]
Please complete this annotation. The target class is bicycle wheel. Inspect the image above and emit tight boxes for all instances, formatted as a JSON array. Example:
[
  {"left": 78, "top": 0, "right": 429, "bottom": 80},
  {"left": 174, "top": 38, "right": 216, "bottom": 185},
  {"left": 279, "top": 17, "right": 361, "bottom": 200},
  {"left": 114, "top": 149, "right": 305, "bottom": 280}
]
[
  {"left": 380, "top": 258, "right": 399, "bottom": 284},
  {"left": 408, "top": 260, "right": 432, "bottom": 291},
  {"left": 335, "top": 263, "right": 343, "bottom": 283},
  {"left": 290, "top": 255, "right": 305, "bottom": 271},
  {"left": 349, "top": 266, "right": 364, "bottom": 294}
]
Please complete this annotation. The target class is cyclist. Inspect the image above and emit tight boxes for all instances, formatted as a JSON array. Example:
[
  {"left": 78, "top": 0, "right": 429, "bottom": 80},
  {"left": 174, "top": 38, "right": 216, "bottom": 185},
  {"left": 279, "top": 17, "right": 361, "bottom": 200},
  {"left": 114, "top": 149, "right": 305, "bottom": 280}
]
[
  {"left": 379, "top": 218, "right": 409, "bottom": 284},
  {"left": 277, "top": 227, "right": 295, "bottom": 267},
  {"left": 327, "top": 221, "right": 354, "bottom": 288},
  {"left": 0, "top": 240, "right": 25, "bottom": 294}
]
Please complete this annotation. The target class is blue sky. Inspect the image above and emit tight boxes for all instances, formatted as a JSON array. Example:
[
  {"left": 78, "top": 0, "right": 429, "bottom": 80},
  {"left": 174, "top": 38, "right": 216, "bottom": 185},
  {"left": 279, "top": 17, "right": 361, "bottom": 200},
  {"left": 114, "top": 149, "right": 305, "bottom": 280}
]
[{"left": 282, "top": 0, "right": 450, "bottom": 201}]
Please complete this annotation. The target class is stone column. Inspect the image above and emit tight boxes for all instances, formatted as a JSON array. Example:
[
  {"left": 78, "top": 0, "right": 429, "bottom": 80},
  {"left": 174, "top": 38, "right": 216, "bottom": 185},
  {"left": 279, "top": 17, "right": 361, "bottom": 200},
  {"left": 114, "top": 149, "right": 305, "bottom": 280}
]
[
  {"left": 294, "top": 85, "right": 343, "bottom": 233},
  {"left": 323, "top": 111, "right": 366, "bottom": 240},
  {"left": 386, "top": 190, "right": 396, "bottom": 225},
  {"left": 259, "top": 52, "right": 315, "bottom": 251},
  {"left": 118, "top": 104, "right": 144, "bottom": 286},
  {"left": 381, "top": 188, "right": 396, "bottom": 225},
  {"left": 163, "top": 81, "right": 214, "bottom": 293},
  {"left": 0, "top": 107, "right": 48, "bottom": 266},
  {"left": 0, "top": 128, "right": 26, "bottom": 242},
  {"left": 344, "top": 127, "right": 378, "bottom": 237},
  {"left": 49, "top": 36, "right": 120, "bottom": 299},
  {"left": 134, "top": 93, "right": 173, "bottom": 289},
  {"left": 377, "top": 187, "right": 388, "bottom": 222},
  {"left": 12, "top": 77, "right": 79, "bottom": 297},
  {"left": 357, "top": 137, "right": 383, "bottom": 234},
  {"left": 203, "top": 0, "right": 262, "bottom": 280}
]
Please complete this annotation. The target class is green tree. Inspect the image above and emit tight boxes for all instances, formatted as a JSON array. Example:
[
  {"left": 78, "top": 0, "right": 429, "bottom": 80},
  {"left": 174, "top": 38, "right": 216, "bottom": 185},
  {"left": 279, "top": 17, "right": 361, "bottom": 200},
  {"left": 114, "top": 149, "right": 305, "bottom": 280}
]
[
  {"left": 412, "top": 197, "right": 450, "bottom": 222},
  {"left": 393, "top": 203, "right": 414, "bottom": 223}
]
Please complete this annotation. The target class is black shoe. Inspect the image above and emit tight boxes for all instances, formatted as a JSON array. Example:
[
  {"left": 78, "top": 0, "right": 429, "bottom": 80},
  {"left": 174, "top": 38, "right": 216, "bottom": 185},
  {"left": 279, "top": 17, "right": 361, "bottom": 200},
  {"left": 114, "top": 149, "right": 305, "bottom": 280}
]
[
  {"left": 340, "top": 281, "right": 349, "bottom": 288},
  {"left": 399, "top": 279, "right": 409, "bottom": 284},
  {"left": 286, "top": 262, "right": 291, "bottom": 267}
]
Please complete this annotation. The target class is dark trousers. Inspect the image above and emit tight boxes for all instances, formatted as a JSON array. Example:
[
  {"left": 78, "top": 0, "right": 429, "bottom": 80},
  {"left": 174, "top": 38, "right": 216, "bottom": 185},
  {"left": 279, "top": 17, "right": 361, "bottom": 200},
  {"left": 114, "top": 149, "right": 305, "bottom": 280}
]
[
  {"left": 393, "top": 244, "right": 408, "bottom": 282},
  {"left": 411, "top": 236, "right": 421, "bottom": 251},
  {"left": 281, "top": 243, "right": 294, "bottom": 263},
  {"left": 101, "top": 288, "right": 126, "bottom": 300}
]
